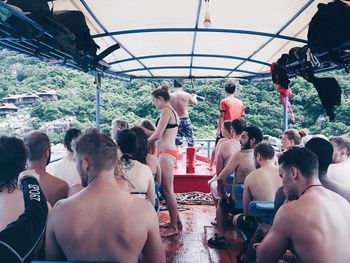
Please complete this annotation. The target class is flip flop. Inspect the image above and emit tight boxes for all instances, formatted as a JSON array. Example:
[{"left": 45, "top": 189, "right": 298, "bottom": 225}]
[
  {"left": 159, "top": 221, "right": 183, "bottom": 228},
  {"left": 159, "top": 221, "right": 171, "bottom": 227},
  {"left": 208, "top": 234, "right": 226, "bottom": 249},
  {"left": 161, "top": 228, "right": 179, "bottom": 237}
]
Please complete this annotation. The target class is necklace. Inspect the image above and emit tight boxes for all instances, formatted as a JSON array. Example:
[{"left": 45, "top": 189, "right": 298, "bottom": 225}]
[{"left": 301, "top": 184, "right": 323, "bottom": 195}]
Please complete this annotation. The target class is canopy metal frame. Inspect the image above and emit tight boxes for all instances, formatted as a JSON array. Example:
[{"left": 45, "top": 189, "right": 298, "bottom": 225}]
[{"left": 1, "top": 0, "right": 350, "bottom": 131}]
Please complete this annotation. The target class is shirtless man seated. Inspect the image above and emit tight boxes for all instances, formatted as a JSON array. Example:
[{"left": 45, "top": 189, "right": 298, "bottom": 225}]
[
  {"left": 233, "top": 143, "right": 282, "bottom": 238},
  {"left": 306, "top": 137, "right": 350, "bottom": 203},
  {"left": 327, "top": 136, "right": 350, "bottom": 185},
  {"left": 24, "top": 131, "right": 69, "bottom": 206},
  {"left": 45, "top": 129, "right": 165, "bottom": 263},
  {"left": 209, "top": 119, "right": 245, "bottom": 209},
  {"left": 257, "top": 147, "right": 350, "bottom": 263},
  {"left": 208, "top": 126, "right": 263, "bottom": 248}
]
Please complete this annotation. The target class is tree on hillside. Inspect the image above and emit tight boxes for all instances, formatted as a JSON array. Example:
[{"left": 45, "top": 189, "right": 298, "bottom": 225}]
[{"left": 1, "top": 48, "right": 349, "bottom": 140}]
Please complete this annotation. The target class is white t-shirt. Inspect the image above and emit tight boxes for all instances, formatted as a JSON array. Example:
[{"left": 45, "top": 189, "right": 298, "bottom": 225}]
[{"left": 47, "top": 154, "right": 81, "bottom": 187}]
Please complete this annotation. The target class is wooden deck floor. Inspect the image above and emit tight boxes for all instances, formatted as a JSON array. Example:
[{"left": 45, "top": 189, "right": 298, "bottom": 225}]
[{"left": 160, "top": 205, "right": 244, "bottom": 263}]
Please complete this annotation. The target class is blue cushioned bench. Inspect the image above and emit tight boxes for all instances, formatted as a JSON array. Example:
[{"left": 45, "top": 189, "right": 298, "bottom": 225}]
[
  {"left": 248, "top": 201, "right": 275, "bottom": 224},
  {"left": 238, "top": 201, "right": 275, "bottom": 243},
  {"left": 234, "top": 184, "right": 244, "bottom": 209},
  {"left": 225, "top": 173, "right": 235, "bottom": 194}
]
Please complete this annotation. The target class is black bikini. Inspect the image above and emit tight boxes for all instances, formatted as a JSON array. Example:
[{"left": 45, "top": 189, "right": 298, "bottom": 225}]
[{"left": 155, "top": 108, "right": 178, "bottom": 129}]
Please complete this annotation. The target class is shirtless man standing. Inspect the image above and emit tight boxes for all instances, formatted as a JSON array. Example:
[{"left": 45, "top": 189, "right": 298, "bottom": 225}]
[
  {"left": 327, "top": 136, "right": 350, "bottom": 185},
  {"left": 45, "top": 129, "right": 165, "bottom": 263},
  {"left": 24, "top": 131, "right": 68, "bottom": 206},
  {"left": 208, "top": 126, "right": 263, "bottom": 248},
  {"left": 257, "top": 147, "right": 350, "bottom": 263},
  {"left": 233, "top": 143, "right": 281, "bottom": 236},
  {"left": 170, "top": 79, "right": 197, "bottom": 147}
]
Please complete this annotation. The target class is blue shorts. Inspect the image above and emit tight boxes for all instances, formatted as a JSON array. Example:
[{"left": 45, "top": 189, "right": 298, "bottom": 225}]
[{"left": 176, "top": 117, "right": 195, "bottom": 147}]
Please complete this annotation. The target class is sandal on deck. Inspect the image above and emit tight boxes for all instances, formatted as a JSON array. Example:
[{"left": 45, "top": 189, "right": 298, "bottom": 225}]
[{"left": 208, "top": 234, "right": 226, "bottom": 249}]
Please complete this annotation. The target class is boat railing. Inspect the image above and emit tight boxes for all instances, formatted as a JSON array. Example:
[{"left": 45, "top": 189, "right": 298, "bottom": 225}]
[
  {"left": 50, "top": 138, "right": 216, "bottom": 163},
  {"left": 193, "top": 138, "right": 216, "bottom": 159}
]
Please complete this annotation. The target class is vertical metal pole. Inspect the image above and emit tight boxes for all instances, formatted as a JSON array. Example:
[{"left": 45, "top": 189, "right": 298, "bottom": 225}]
[
  {"left": 95, "top": 73, "right": 101, "bottom": 130},
  {"left": 284, "top": 97, "right": 289, "bottom": 131},
  {"left": 207, "top": 140, "right": 211, "bottom": 159}
]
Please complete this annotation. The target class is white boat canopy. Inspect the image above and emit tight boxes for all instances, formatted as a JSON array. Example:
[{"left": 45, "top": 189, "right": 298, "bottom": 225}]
[
  {"left": 0, "top": 0, "right": 337, "bottom": 80},
  {"left": 46, "top": 0, "right": 329, "bottom": 80}
]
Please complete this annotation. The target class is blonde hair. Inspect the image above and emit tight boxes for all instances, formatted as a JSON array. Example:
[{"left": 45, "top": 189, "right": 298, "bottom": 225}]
[
  {"left": 283, "top": 129, "right": 306, "bottom": 145},
  {"left": 111, "top": 119, "right": 129, "bottom": 141},
  {"left": 329, "top": 136, "right": 350, "bottom": 156}
]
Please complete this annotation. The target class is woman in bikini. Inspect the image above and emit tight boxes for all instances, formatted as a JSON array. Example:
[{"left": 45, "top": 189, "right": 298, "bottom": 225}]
[
  {"left": 115, "top": 128, "right": 156, "bottom": 207},
  {"left": 143, "top": 85, "right": 181, "bottom": 237}
]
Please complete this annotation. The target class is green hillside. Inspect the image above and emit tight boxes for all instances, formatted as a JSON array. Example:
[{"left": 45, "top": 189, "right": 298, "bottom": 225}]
[{"left": 0, "top": 49, "right": 349, "bottom": 143}]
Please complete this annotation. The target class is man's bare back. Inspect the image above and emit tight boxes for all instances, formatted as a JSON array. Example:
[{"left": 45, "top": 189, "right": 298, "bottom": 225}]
[
  {"left": 46, "top": 181, "right": 164, "bottom": 263},
  {"left": 39, "top": 172, "right": 68, "bottom": 206},
  {"left": 170, "top": 90, "right": 196, "bottom": 118},
  {"left": 259, "top": 188, "right": 350, "bottom": 263},
  {"left": 244, "top": 165, "right": 281, "bottom": 202},
  {"left": 232, "top": 149, "right": 256, "bottom": 185},
  {"left": 258, "top": 147, "right": 350, "bottom": 263}
]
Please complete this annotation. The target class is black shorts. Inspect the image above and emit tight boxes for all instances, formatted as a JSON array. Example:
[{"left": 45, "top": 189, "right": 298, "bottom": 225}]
[{"left": 219, "top": 194, "right": 242, "bottom": 215}]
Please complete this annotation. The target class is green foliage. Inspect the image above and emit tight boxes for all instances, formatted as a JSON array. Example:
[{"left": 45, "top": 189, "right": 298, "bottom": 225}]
[
  {"left": 50, "top": 132, "right": 65, "bottom": 145},
  {"left": 0, "top": 48, "right": 350, "bottom": 139}
]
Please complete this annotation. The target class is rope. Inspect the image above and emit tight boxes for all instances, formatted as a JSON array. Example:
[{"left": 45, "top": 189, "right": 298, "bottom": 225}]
[{"left": 175, "top": 191, "right": 214, "bottom": 205}]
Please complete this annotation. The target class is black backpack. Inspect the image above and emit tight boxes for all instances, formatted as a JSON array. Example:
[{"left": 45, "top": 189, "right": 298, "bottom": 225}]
[
  {"left": 4, "top": 1, "right": 77, "bottom": 54},
  {"left": 311, "top": 77, "right": 342, "bottom": 121},
  {"left": 53, "top": 11, "right": 99, "bottom": 57},
  {"left": 308, "top": 0, "right": 350, "bottom": 53},
  {"left": 6, "top": 0, "right": 51, "bottom": 15}
]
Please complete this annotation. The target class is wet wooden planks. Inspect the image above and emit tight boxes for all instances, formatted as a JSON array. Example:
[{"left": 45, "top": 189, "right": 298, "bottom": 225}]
[{"left": 160, "top": 205, "right": 244, "bottom": 263}]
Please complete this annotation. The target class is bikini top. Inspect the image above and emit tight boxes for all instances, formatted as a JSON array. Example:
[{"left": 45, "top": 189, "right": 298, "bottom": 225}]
[{"left": 155, "top": 108, "right": 178, "bottom": 129}]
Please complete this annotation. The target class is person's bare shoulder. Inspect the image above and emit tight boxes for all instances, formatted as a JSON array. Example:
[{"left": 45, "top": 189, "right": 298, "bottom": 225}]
[
  {"left": 218, "top": 139, "right": 231, "bottom": 151},
  {"left": 234, "top": 150, "right": 245, "bottom": 160},
  {"left": 279, "top": 200, "right": 306, "bottom": 225},
  {"left": 245, "top": 169, "right": 260, "bottom": 184},
  {"left": 273, "top": 202, "right": 298, "bottom": 231},
  {"left": 128, "top": 195, "right": 157, "bottom": 223},
  {"left": 162, "top": 106, "right": 174, "bottom": 115},
  {"left": 48, "top": 197, "right": 69, "bottom": 219},
  {"left": 45, "top": 172, "right": 69, "bottom": 188}
]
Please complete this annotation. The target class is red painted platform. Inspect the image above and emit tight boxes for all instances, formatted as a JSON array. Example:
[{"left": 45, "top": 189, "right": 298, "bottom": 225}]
[{"left": 174, "top": 154, "right": 215, "bottom": 193}]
